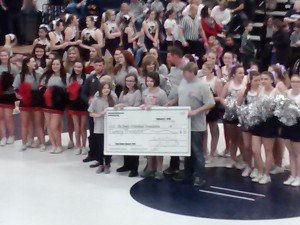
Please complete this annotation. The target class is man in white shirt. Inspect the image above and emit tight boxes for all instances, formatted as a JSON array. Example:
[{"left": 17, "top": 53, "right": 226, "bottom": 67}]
[
  {"left": 211, "top": 0, "right": 231, "bottom": 26},
  {"left": 182, "top": 0, "right": 204, "bottom": 18}
]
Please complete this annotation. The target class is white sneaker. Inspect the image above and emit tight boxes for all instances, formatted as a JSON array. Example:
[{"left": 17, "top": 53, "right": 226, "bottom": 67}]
[
  {"left": 0, "top": 138, "right": 7, "bottom": 146},
  {"left": 234, "top": 160, "right": 246, "bottom": 170},
  {"left": 270, "top": 166, "right": 284, "bottom": 175},
  {"left": 225, "top": 159, "right": 235, "bottom": 168},
  {"left": 74, "top": 148, "right": 81, "bottom": 155},
  {"left": 218, "top": 150, "right": 230, "bottom": 158},
  {"left": 40, "top": 144, "right": 46, "bottom": 152},
  {"left": 67, "top": 141, "right": 74, "bottom": 149},
  {"left": 291, "top": 177, "right": 300, "bottom": 187},
  {"left": 19, "top": 145, "right": 27, "bottom": 152},
  {"left": 26, "top": 140, "right": 33, "bottom": 148},
  {"left": 205, "top": 156, "right": 216, "bottom": 164},
  {"left": 258, "top": 175, "right": 271, "bottom": 184},
  {"left": 283, "top": 176, "right": 295, "bottom": 185},
  {"left": 81, "top": 147, "right": 89, "bottom": 155},
  {"left": 250, "top": 168, "right": 258, "bottom": 178},
  {"left": 13, "top": 107, "right": 20, "bottom": 115},
  {"left": 6, "top": 136, "right": 14, "bottom": 144},
  {"left": 55, "top": 147, "right": 63, "bottom": 154},
  {"left": 50, "top": 147, "right": 56, "bottom": 154},
  {"left": 241, "top": 166, "right": 252, "bottom": 177},
  {"left": 252, "top": 174, "right": 263, "bottom": 182},
  {"left": 45, "top": 139, "right": 51, "bottom": 146},
  {"left": 30, "top": 140, "right": 40, "bottom": 148}
]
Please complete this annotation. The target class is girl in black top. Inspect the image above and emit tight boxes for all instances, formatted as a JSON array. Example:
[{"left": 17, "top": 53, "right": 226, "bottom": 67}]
[{"left": 49, "top": 19, "right": 67, "bottom": 58}]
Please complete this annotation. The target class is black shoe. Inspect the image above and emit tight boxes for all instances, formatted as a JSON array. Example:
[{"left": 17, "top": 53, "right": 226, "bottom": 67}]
[
  {"left": 193, "top": 177, "right": 206, "bottom": 187},
  {"left": 163, "top": 167, "right": 179, "bottom": 176},
  {"left": 128, "top": 170, "right": 139, "bottom": 177},
  {"left": 172, "top": 172, "right": 186, "bottom": 182},
  {"left": 89, "top": 162, "right": 101, "bottom": 168},
  {"left": 116, "top": 166, "right": 131, "bottom": 172},
  {"left": 83, "top": 157, "right": 94, "bottom": 163}
]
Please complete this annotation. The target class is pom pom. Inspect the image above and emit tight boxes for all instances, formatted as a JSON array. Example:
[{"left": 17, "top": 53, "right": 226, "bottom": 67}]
[
  {"left": 274, "top": 94, "right": 299, "bottom": 126},
  {"left": 223, "top": 95, "right": 238, "bottom": 122},
  {"left": 67, "top": 81, "right": 80, "bottom": 101},
  {"left": 85, "top": 65, "right": 94, "bottom": 74},
  {"left": 44, "top": 88, "right": 53, "bottom": 107},
  {"left": 18, "top": 82, "right": 32, "bottom": 106}
]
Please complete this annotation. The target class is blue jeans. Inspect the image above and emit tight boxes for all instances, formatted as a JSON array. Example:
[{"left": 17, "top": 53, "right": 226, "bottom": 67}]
[
  {"left": 64, "top": 1, "right": 86, "bottom": 19},
  {"left": 184, "top": 131, "right": 206, "bottom": 179}
]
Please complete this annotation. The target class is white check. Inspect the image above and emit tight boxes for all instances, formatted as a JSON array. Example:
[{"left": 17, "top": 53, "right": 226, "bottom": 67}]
[{"left": 104, "top": 106, "right": 191, "bottom": 156}]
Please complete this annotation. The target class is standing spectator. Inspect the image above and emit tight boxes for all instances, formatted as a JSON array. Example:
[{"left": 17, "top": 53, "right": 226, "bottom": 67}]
[
  {"left": 200, "top": 5, "right": 223, "bottom": 38},
  {"left": 271, "top": 19, "right": 291, "bottom": 66},
  {"left": 211, "top": 0, "right": 231, "bottom": 28},
  {"left": 284, "top": 0, "right": 300, "bottom": 32},
  {"left": 178, "top": 4, "right": 208, "bottom": 65},
  {"left": 240, "top": 21, "right": 255, "bottom": 70}
]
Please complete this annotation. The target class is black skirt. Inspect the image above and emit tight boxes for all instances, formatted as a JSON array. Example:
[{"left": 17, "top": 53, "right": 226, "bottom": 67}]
[
  {"left": 0, "top": 93, "right": 17, "bottom": 108},
  {"left": 251, "top": 116, "right": 279, "bottom": 138},
  {"left": 281, "top": 120, "right": 300, "bottom": 142}
]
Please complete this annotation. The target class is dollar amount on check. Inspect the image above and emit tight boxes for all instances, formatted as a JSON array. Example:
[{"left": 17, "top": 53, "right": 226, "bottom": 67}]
[{"left": 104, "top": 107, "right": 191, "bottom": 156}]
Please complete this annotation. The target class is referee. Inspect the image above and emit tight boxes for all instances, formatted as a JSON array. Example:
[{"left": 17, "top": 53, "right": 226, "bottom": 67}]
[{"left": 177, "top": 4, "right": 208, "bottom": 65}]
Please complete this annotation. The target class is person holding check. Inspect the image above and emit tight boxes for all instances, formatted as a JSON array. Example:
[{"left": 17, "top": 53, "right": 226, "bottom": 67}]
[{"left": 166, "top": 62, "right": 215, "bottom": 187}]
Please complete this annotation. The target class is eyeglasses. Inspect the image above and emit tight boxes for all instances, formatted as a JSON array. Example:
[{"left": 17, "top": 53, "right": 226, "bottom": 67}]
[{"left": 125, "top": 80, "right": 135, "bottom": 83}]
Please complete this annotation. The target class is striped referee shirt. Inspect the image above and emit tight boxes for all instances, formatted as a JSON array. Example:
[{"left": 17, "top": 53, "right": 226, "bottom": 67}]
[{"left": 179, "top": 15, "right": 202, "bottom": 41}]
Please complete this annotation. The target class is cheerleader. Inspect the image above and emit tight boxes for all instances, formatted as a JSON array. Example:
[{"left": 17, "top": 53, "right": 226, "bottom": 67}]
[
  {"left": 40, "top": 58, "right": 67, "bottom": 154},
  {"left": 88, "top": 81, "right": 115, "bottom": 174},
  {"left": 122, "top": 15, "right": 141, "bottom": 52},
  {"left": 0, "top": 48, "right": 19, "bottom": 77},
  {"left": 49, "top": 19, "right": 67, "bottom": 58},
  {"left": 103, "top": 10, "right": 121, "bottom": 56},
  {"left": 251, "top": 71, "right": 280, "bottom": 184},
  {"left": 113, "top": 50, "right": 138, "bottom": 96},
  {"left": 281, "top": 74, "right": 300, "bottom": 186},
  {"left": 142, "top": 10, "right": 159, "bottom": 50},
  {"left": 201, "top": 62, "right": 223, "bottom": 163},
  {"left": 67, "top": 60, "right": 89, "bottom": 155},
  {"left": 64, "top": 14, "right": 81, "bottom": 49},
  {"left": 140, "top": 55, "right": 168, "bottom": 92},
  {"left": 13, "top": 56, "right": 45, "bottom": 151},
  {"left": 199, "top": 51, "right": 221, "bottom": 78},
  {"left": 115, "top": 73, "right": 142, "bottom": 177},
  {"left": 236, "top": 71, "right": 261, "bottom": 177},
  {"left": 221, "top": 52, "right": 235, "bottom": 83},
  {"left": 80, "top": 16, "right": 104, "bottom": 62},
  {"left": 32, "top": 24, "right": 51, "bottom": 53},
  {"left": 140, "top": 72, "right": 168, "bottom": 180},
  {"left": 32, "top": 44, "right": 47, "bottom": 71},
  {"left": 268, "top": 64, "right": 290, "bottom": 175},
  {"left": 0, "top": 71, "right": 16, "bottom": 146},
  {"left": 221, "top": 64, "right": 246, "bottom": 168}
]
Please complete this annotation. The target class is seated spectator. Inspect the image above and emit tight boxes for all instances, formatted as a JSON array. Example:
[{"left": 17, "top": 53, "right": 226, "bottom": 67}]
[
  {"left": 223, "top": 34, "right": 240, "bottom": 60},
  {"left": 200, "top": 5, "right": 223, "bottom": 38},
  {"left": 260, "top": 16, "right": 274, "bottom": 71},
  {"left": 227, "top": 0, "right": 248, "bottom": 33},
  {"left": 129, "top": 0, "right": 146, "bottom": 31},
  {"left": 64, "top": 0, "right": 87, "bottom": 19},
  {"left": 116, "top": 3, "right": 132, "bottom": 28},
  {"left": 284, "top": 0, "right": 300, "bottom": 32},
  {"left": 182, "top": 0, "right": 203, "bottom": 18},
  {"left": 291, "top": 21, "right": 300, "bottom": 47},
  {"left": 167, "top": 0, "right": 187, "bottom": 19},
  {"left": 85, "top": 0, "right": 103, "bottom": 17},
  {"left": 211, "top": 0, "right": 231, "bottom": 28},
  {"left": 151, "top": 0, "right": 165, "bottom": 13}
]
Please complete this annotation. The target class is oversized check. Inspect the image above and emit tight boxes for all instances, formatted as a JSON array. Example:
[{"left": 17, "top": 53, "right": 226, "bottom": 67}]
[{"left": 104, "top": 106, "right": 191, "bottom": 156}]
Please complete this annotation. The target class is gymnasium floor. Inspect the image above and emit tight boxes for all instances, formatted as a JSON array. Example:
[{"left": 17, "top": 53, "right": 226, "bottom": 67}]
[{"left": 1, "top": 124, "right": 299, "bottom": 225}]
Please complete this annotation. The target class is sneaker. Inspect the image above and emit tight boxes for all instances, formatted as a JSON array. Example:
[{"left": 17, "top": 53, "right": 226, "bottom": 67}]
[
  {"left": 30, "top": 140, "right": 40, "bottom": 148},
  {"left": 45, "top": 139, "right": 51, "bottom": 146},
  {"left": 116, "top": 166, "right": 131, "bottom": 172},
  {"left": 205, "top": 156, "right": 216, "bottom": 164},
  {"left": 19, "top": 145, "right": 27, "bottom": 151},
  {"left": 154, "top": 171, "right": 164, "bottom": 180},
  {"left": 0, "top": 138, "right": 7, "bottom": 146},
  {"left": 83, "top": 156, "right": 94, "bottom": 163},
  {"left": 140, "top": 170, "right": 155, "bottom": 178},
  {"left": 128, "top": 170, "right": 139, "bottom": 177},
  {"left": 6, "top": 136, "right": 14, "bottom": 144},
  {"left": 67, "top": 141, "right": 74, "bottom": 149},
  {"left": 81, "top": 147, "right": 89, "bottom": 155},
  {"left": 193, "top": 177, "right": 206, "bottom": 187},
  {"left": 74, "top": 148, "right": 81, "bottom": 155},
  {"left": 50, "top": 147, "right": 56, "bottom": 154},
  {"left": 40, "top": 144, "right": 46, "bottom": 152},
  {"left": 270, "top": 166, "right": 284, "bottom": 175},
  {"left": 283, "top": 176, "right": 296, "bottom": 185},
  {"left": 258, "top": 175, "right": 271, "bottom": 184},
  {"left": 55, "top": 147, "right": 63, "bottom": 154},
  {"left": 218, "top": 150, "right": 230, "bottom": 158},
  {"left": 26, "top": 140, "right": 33, "bottom": 148},
  {"left": 96, "top": 165, "right": 104, "bottom": 174},
  {"left": 234, "top": 160, "right": 246, "bottom": 170},
  {"left": 13, "top": 107, "right": 20, "bottom": 115},
  {"left": 225, "top": 159, "right": 235, "bottom": 168},
  {"left": 104, "top": 165, "right": 110, "bottom": 174},
  {"left": 163, "top": 167, "right": 179, "bottom": 176},
  {"left": 291, "top": 177, "right": 300, "bottom": 187},
  {"left": 241, "top": 166, "right": 252, "bottom": 177},
  {"left": 252, "top": 174, "right": 263, "bottom": 182},
  {"left": 250, "top": 168, "right": 259, "bottom": 178}
]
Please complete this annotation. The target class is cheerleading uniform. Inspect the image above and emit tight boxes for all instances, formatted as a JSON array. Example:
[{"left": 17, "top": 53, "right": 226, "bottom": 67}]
[
  {"left": 65, "top": 26, "right": 77, "bottom": 52},
  {"left": 122, "top": 26, "right": 135, "bottom": 51},
  {"left": 81, "top": 27, "right": 98, "bottom": 61},
  {"left": 0, "top": 72, "right": 17, "bottom": 109},
  {"left": 223, "top": 80, "right": 245, "bottom": 124},
  {"left": 41, "top": 75, "right": 67, "bottom": 114},
  {"left": 239, "top": 90, "right": 259, "bottom": 131},
  {"left": 13, "top": 72, "right": 43, "bottom": 111},
  {"left": 37, "top": 38, "right": 51, "bottom": 52},
  {"left": 281, "top": 89, "right": 300, "bottom": 142},
  {"left": 251, "top": 88, "right": 278, "bottom": 138},
  {"left": 104, "top": 20, "right": 120, "bottom": 56},
  {"left": 144, "top": 19, "right": 157, "bottom": 50},
  {"left": 66, "top": 74, "right": 89, "bottom": 116},
  {"left": 202, "top": 76, "right": 219, "bottom": 122},
  {"left": 50, "top": 31, "right": 65, "bottom": 57}
]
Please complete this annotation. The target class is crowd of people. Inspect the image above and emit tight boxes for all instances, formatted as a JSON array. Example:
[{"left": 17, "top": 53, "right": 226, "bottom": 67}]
[{"left": 1, "top": 0, "right": 300, "bottom": 187}]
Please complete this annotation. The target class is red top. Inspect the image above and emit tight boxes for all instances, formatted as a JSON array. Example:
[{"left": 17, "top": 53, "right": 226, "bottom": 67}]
[{"left": 201, "top": 17, "right": 223, "bottom": 38}]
